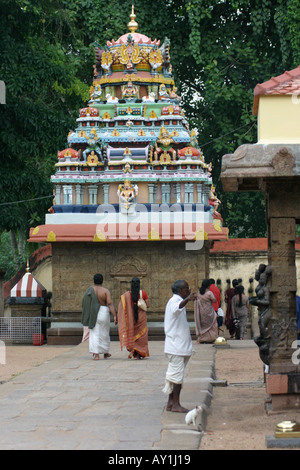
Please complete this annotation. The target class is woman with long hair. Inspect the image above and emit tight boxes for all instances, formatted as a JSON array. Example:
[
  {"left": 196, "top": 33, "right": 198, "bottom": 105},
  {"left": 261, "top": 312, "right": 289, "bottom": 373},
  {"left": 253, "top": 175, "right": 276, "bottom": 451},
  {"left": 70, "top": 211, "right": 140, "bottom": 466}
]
[
  {"left": 231, "top": 285, "right": 249, "bottom": 340},
  {"left": 194, "top": 279, "right": 218, "bottom": 343},
  {"left": 224, "top": 279, "right": 239, "bottom": 338},
  {"left": 117, "top": 277, "right": 150, "bottom": 359}
]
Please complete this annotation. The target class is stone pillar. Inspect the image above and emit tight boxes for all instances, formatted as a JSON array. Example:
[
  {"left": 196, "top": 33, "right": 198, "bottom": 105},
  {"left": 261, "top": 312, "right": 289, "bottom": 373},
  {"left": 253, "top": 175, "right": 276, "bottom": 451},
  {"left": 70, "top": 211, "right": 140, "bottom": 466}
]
[
  {"left": 55, "top": 185, "right": 61, "bottom": 205},
  {"left": 148, "top": 183, "right": 156, "bottom": 203},
  {"left": 161, "top": 183, "right": 170, "bottom": 204},
  {"left": 264, "top": 181, "right": 300, "bottom": 411},
  {"left": 184, "top": 183, "right": 194, "bottom": 203},
  {"left": 63, "top": 185, "right": 73, "bottom": 204},
  {"left": 75, "top": 184, "right": 84, "bottom": 205},
  {"left": 102, "top": 184, "right": 110, "bottom": 204},
  {"left": 197, "top": 183, "right": 204, "bottom": 204},
  {"left": 174, "top": 183, "right": 181, "bottom": 203},
  {"left": 88, "top": 185, "right": 98, "bottom": 205},
  {"left": 203, "top": 184, "right": 210, "bottom": 205}
]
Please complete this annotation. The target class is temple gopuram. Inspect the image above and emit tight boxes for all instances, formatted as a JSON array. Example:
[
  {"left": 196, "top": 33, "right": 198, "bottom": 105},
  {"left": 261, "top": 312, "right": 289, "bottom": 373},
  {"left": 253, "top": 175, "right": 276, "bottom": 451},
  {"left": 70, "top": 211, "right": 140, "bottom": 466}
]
[{"left": 28, "top": 7, "right": 228, "bottom": 343}]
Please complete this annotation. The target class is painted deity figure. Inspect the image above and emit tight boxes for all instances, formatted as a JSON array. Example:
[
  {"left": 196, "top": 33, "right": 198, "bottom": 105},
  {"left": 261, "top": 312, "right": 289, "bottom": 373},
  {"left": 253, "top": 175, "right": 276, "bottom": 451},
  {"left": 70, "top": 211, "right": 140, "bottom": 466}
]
[
  {"left": 101, "top": 48, "right": 113, "bottom": 75},
  {"left": 117, "top": 179, "right": 138, "bottom": 212},
  {"left": 158, "top": 84, "right": 170, "bottom": 101},
  {"left": 168, "top": 86, "right": 181, "bottom": 103},
  {"left": 119, "top": 35, "right": 141, "bottom": 72},
  {"left": 83, "top": 129, "right": 102, "bottom": 162},
  {"left": 122, "top": 81, "right": 138, "bottom": 100},
  {"left": 89, "top": 83, "right": 102, "bottom": 103},
  {"left": 149, "top": 47, "right": 163, "bottom": 74},
  {"left": 154, "top": 127, "right": 176, "bottom": 162},
  {"left": 209, "top": 185, "right": 221, "bottom": 213}
]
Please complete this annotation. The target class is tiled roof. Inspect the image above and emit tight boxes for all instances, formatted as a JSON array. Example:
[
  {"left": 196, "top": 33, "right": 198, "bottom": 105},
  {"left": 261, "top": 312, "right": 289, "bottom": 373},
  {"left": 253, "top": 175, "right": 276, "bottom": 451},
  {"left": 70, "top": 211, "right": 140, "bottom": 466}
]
[
  {"left": 27, "top": 222, "right": 228, "bottom": 243},
  {"left": 253, "top": 65, "right": 300, "bottom": 114},
  {"left": 210, "top": 237, "right": 300, "bottom": 253}
]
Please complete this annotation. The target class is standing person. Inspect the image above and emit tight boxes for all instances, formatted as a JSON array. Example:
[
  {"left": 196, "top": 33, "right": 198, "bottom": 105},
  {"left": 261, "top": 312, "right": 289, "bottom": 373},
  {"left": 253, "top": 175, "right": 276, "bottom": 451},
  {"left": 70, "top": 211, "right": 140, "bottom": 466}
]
[
  {"left": 194, "top": 279, "right": 218, "bottom": 343},
  {"left": 118, "top": 277, "right": 150, "bottom": 359},
  {"left": 209, "top": 279, "right": 221, "bottom": 314},
  {"left": 231, "top": 285, "right": 249, "bottom": 340},
  {"left": 224, "top": 279, "right": 239, "bottom": 338},
  {"left": 82, "top": 274, "right": 117, "bottom": 360},
  {"left": 163, "top": 280, "right": 196, "bottom": 413}
]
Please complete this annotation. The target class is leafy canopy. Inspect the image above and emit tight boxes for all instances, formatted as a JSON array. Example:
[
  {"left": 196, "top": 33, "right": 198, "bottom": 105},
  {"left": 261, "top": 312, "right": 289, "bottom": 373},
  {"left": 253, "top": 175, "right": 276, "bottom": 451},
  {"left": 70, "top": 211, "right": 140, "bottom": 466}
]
[{"left": 1, "top": 0, "right": 299, "bottom": 249}]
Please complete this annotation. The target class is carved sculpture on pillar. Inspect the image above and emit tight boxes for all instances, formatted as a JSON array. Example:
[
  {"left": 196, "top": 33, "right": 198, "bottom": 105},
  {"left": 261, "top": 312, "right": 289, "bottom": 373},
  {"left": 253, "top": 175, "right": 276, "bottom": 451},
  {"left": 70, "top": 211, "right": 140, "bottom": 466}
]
[{"left": 250, "top": 263, "right": 272, "bottom": 365}]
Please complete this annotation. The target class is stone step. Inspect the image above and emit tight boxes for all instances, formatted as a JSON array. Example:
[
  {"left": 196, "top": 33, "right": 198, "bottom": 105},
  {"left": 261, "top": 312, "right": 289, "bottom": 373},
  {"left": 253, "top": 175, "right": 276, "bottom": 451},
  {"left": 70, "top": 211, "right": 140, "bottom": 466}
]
[{"left": 46, "top": 323, "right": 197, "bottom": 345}]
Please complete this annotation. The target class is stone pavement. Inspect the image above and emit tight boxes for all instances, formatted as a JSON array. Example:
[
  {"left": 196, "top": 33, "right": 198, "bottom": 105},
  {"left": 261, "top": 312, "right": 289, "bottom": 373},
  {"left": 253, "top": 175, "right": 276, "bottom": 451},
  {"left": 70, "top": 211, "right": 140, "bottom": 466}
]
[{"left": 0, "top": 340, "right": 216, "bottom": 451}]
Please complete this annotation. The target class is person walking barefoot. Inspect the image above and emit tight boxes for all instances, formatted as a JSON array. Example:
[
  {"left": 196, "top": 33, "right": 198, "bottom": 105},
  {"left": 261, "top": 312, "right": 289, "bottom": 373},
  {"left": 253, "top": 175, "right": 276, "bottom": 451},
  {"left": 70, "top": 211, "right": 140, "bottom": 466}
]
[{"left": 163, "top": 280, "right": 196, "bottom": 413}]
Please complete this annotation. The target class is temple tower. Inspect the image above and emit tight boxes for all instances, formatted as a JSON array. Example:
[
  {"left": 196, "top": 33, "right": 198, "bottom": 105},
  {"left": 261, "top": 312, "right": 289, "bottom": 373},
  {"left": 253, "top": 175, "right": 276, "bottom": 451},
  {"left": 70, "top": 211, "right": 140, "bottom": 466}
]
[{"left": 29, "top": 7, "right": 227, "bottom": 343}]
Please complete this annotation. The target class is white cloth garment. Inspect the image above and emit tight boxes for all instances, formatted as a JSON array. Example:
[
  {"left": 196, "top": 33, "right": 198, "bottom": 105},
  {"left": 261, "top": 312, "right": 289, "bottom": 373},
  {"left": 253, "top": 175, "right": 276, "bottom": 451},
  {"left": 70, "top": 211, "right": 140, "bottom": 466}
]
[
  {"left": 163, "top": 293, "right": 193, "bottom": 395},
  {"left": 162, "top": 354, "right": 190, "bottom": 394},
  {"left": 89, "top": 306, "right": 110, "bottom": 354},
  {"left": 164, "top": 294, "right": 193, "bottom": 356}
]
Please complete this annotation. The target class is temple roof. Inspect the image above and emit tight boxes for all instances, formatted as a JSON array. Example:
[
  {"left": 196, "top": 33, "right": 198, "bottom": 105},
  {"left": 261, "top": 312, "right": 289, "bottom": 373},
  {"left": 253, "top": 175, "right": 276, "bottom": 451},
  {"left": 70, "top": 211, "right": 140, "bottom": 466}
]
[
  {"left": 253, "top": 65, "right": 300, "bottom": 115},
  {"left": 108, "top": 5, "right": 159, "bottom": 46},
  {"left": 28, "top": 221, "right": 228, "bottom": 243},
  {"left": 108, "top": 33, "right": 160, "bottom": 46}
]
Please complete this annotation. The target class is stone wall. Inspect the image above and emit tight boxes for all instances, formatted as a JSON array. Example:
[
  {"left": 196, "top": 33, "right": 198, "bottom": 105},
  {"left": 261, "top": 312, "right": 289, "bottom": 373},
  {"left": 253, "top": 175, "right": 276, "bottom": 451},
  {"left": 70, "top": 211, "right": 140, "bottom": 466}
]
[
  {"left": 209, "top": 239, "right": 268, "bottom": 308},
  {"left": 51, "top": 241, "right": 210, "bottom": 321}
]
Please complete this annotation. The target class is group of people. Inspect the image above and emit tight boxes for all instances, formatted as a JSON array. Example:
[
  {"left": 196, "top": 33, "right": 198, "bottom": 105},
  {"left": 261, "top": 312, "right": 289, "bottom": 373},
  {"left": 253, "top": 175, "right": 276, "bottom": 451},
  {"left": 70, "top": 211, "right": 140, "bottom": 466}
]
[
  {"left": 81, "top": 273, "right": 249, "bottom": 414},
  {"left": 194, "top": 277, "right": 250, "bottom": 343},
  {"left": 225, "top": 279, "right": 250, "bottom": 340},
  {"left": 81, "top": 274, "right": 149, "bottom": 361}
]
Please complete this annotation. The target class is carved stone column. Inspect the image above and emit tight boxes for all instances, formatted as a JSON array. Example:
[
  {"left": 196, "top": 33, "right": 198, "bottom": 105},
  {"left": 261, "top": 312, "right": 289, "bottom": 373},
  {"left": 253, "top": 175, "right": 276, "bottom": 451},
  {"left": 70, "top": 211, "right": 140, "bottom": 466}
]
[
  {"left": 221, "top": 144, "right": 300, "bottom": 412},
  {"left": 264, "top": 181, "right": 300, "bottom": 410}
]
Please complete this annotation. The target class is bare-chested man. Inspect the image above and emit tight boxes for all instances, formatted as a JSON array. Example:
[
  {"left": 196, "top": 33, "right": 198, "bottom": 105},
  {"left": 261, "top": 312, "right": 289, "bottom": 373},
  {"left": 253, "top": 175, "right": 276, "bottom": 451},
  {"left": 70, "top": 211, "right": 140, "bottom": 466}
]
[{"left": 82, "top": 273, "right": 117, "bottom": 360}]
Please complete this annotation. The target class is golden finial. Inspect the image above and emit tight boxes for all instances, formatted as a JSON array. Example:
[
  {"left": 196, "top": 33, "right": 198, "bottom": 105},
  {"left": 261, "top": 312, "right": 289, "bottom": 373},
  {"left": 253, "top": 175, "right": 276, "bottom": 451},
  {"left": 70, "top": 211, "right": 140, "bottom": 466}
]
[
  {"left": 26, "top": 259, "right": 30, "bottom": 273},
  {"left": 128, "top": 5, "right": 138, "bottom": 33}
]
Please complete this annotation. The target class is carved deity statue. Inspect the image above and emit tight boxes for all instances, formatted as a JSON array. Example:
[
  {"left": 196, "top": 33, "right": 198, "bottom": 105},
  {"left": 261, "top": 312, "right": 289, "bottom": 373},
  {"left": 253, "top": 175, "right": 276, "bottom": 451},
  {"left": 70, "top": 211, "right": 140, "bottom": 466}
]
[
  {"left": 149, "top": 46, "right": 163, "bottom": 74},
  {"left": 117, "top": 179, "right": 138, "bottom": 213},
  {"left": 154, "top": 127, "right": 176, "bottom": 162},
  {"left": 250, "top": 264, "right": 272, "bottom": 365},
  {"left": 121, "top": 81, "right": 138, "bottom": 100},
  {"left": 83, "top": 129, "right": 103, "bottom": 163},
  {"left": 209, "top": 185, "right": 221, "bottom": 213},
  {"left": 101, "top": 48, "right": 113, "bottom": 75},
  {"left": 89, "top": 83, "right": 103, "bottom": 103},
  {"left": 158, "top": 84, "right": 170, "bottom": 101},
  {"left": 119, "top": 34, "right": 141, "bottom": 72},
  {"left": 168, "top": 86, "right": 181, "bottom": 103}
]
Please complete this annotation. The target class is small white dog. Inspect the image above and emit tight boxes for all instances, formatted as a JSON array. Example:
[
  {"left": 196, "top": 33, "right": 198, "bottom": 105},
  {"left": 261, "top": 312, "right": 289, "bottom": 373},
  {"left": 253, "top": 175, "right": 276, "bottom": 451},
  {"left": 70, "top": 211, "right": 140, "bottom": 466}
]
[{"left": 185, "top": 405, "right": 202, "bottom": 426}]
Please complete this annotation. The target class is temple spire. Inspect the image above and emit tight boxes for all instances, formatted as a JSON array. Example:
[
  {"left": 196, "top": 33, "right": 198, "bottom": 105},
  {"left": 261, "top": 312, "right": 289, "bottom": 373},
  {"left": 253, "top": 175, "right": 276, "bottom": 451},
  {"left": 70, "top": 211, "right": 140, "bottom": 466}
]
[{"left": 127, "top": 5, "right": 138, "bottom": 33}]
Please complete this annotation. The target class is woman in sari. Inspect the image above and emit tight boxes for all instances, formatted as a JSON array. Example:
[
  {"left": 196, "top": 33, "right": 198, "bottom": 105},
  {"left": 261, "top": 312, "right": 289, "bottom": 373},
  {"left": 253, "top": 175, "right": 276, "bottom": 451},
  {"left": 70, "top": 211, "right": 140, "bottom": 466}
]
[
  {"left": 224, "top": 279, "right": 239, "bottom": 338},
  {"left": 231, "top": 285, "right": 249, "bottom": 340},
  {"left": 118, "top": 277, "right": 150, "bottom": 359},
  {"left": 194, "top": 279, "right": 218, "bottom": 343}
]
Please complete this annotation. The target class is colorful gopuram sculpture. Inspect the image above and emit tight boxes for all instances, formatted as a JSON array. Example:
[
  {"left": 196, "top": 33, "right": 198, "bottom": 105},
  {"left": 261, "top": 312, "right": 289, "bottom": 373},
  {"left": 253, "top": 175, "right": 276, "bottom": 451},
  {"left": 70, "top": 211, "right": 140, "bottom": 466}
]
[
  {"left": 27, "top": 7, "right": 228, "bottom": 346},
  {"left": 30, "top": 6, "right": 227, "bottom": 244},
  {"left": 51, "top": 7, "right": 217, "bottom": 211}
]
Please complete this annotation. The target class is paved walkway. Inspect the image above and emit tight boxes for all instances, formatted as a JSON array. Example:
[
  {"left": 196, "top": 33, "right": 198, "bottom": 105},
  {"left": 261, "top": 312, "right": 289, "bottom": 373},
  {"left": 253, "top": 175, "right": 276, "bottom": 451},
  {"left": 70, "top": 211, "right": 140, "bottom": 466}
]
[{"left": 0, "top": 340, "right": 216, "bottom": 450}]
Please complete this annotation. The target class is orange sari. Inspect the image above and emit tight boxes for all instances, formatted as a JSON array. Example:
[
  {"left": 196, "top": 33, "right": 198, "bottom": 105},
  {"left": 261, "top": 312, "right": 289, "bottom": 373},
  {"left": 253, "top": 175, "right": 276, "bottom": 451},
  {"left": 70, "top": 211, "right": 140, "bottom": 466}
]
[{"left": 118, "top": 291, "right": 149, "bottom": 358}]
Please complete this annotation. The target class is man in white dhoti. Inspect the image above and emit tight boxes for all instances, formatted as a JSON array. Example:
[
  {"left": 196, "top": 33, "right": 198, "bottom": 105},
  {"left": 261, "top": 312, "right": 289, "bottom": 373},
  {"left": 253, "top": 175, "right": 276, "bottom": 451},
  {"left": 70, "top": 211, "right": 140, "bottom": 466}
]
[
  {"left": 82, "top": 274, "right": 117, "bottom": 360},
  {"left": 163, "top": 280, "right": 196, "bottom": 412}
]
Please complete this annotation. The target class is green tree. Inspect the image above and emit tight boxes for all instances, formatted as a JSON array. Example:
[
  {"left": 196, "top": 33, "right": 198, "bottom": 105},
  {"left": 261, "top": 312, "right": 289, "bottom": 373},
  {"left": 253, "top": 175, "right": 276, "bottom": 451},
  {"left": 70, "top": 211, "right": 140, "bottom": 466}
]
[
  {"left": 1, "top": 0, "right": 299, "bottom": 274},
  {"left": 0, "top": 0, "right": 90, "bottom": 273}
]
